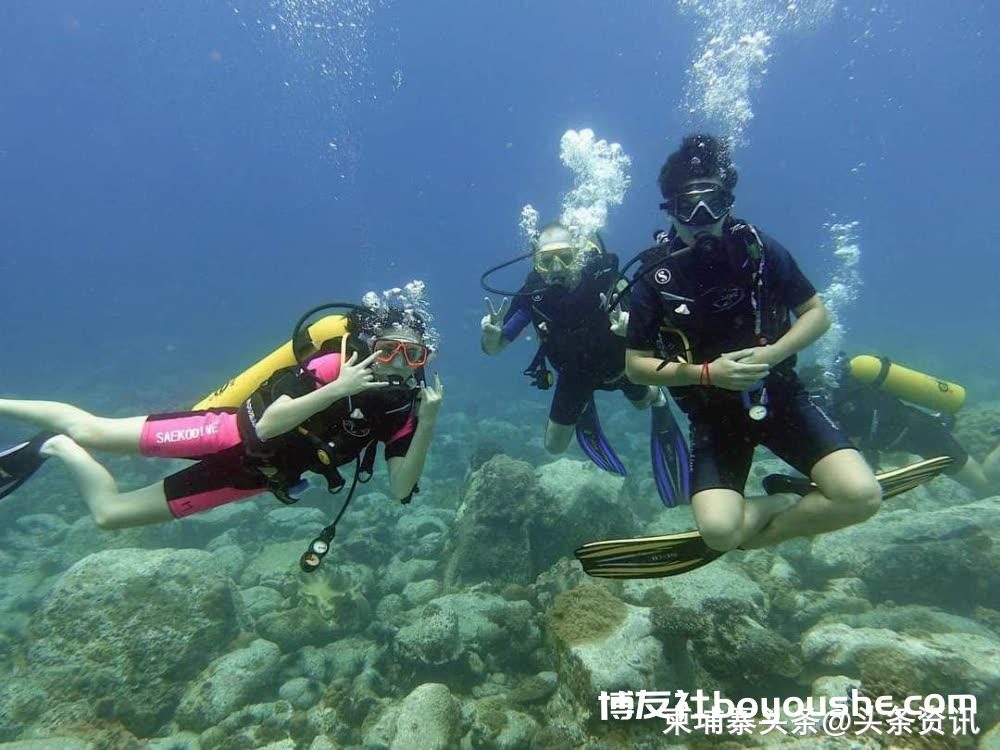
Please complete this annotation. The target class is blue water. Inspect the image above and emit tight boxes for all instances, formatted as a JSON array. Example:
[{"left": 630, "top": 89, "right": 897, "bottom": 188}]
[{"left": 1, "top": 0, "right": 998, "bottom": 409}]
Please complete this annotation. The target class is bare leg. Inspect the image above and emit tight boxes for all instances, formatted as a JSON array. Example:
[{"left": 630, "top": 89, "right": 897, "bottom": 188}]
[
  {"left": 0, "top": 399, "right": 145, "bottom": 453},
  {"left": 692, "top": 488, "right": 798, "bottom": 552},
  {"left": 981, "top": 442, "right": 1000, "bottom": 492},
  {"left": 951, "top": 457, "right": 993, "bottom": 499},
  {"left": 39, "top": 435, "right": 173, "bottom": 529},
  {"left": 545, "top": 420, "right": 575, "bottom": 454},
  {"left": 626, "top": 386, "right": 663, "bottom": 410},
  {"left": 741, "top": 449, "right": 881, "bottom": 549}
]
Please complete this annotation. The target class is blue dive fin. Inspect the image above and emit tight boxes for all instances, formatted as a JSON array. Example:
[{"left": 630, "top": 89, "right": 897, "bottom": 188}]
[
  {"left": 650, "top": 399, "right": 691, "bottom": 507},
  {"left": 575, "top": 396, "right": 627, "bottom": 476}
]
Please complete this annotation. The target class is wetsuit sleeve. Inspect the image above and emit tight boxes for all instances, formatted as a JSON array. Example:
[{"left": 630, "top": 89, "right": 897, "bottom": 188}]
[
  {"left": 501, "top": 291, "right": 532, "bottom": 342},
  {"left": 625, "top": 276, "right": 663, "bottom": 350},
  {"left": 763, "top": 234, "right": 817, "bottom": 310},
  {"left": 383, "top": 412, "right": 417, "bottom": 459},
  {"left": 235, "top": 364, "right": 320, "bottom": 449},
  {"left": 265, "top": 367, "right": 315, "bottom": 399},
  {"left": 303, "top": 353, "right": 342, "bottom": 384}
]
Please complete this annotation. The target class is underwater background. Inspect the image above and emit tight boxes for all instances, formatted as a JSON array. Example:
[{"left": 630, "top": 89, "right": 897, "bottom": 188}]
[{"left": 1, "top": 1, "right": 999, "bottom": 748}]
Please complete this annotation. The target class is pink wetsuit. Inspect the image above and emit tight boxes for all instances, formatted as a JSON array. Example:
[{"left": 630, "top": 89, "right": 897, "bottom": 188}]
[{"left": 144, "top": 354, "right": 415, "bottom": 518}]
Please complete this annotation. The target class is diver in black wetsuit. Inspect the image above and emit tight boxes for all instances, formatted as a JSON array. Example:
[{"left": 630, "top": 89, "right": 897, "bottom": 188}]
[
  {"left": 624, "top": 134, "right": 883, "bottom": 551},
  {"left": 481, "top": 222, "right": 659, "bottom": 446},
  {"left": 803, "top": 355, "right": 1000, "bottom": 498},
  {"left": 480, "top": 223, "right": 690, "bottom": 506}
]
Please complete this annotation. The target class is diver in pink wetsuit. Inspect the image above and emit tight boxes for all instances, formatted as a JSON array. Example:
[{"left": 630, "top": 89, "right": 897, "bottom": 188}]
[{"left": 0, "top": 301, "right": 444, "bottom": 558}]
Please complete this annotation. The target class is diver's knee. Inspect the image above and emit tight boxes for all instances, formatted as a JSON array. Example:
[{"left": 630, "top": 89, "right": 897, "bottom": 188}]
[
  {"left": 92, "top": 507, "right": 121, "bottom": 531},
  {"left": 544, "top": 422, "right": 574, "bottom": 455},
  {"left": 834, "top": 478, "right": 882, "bottom": 520},
  {"left": 65, "top": 419, "right": 103, "bottom": 446},
  {"left": 698, "top": 521, "right": 744, "bottom": 552},
  {"left": 544, "top": 435, "right": 570, "bottom": 455}
]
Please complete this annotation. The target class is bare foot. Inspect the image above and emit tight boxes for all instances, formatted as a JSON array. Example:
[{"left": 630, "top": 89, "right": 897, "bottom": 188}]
[
  {"left": 743, "top": 492, "right": 799, "bottom": 539},
  {"left": 38, "top": 433, "right": 72, "bottom": 457}
]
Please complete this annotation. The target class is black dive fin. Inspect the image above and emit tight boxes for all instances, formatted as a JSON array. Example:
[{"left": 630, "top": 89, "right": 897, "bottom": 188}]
[
  {"left": 0, "top": 432, "right": 54, "bottom": 500},
  {"left": 577, "top": 455, "right": 955, "bottom": 580},
  {"left": 575, "top": 396, "right": 627, "bottom": 476},
  {"left": 650, "top": 397, "right": 690, "bottom": 507}
]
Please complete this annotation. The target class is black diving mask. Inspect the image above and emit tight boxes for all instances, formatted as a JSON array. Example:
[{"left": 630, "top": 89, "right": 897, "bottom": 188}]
[{"left": 661, "top": 184, "right": 734, "bottom": 225}]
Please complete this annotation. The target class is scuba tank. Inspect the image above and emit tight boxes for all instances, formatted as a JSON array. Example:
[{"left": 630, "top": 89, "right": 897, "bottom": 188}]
[
  {"left": 194, "top": 313, "right": 350, "bottom": 411},
  {"left": 848, "top": 355, "right": 966, "bottom": 414}
]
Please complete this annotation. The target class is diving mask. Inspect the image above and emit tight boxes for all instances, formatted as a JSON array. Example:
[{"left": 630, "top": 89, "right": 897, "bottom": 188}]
[
  {"left": 372, "top": 338, "right": 430, "bottom": 368},
  {"left": 661, "top": 183, "right": 734, "bottom": 226},
  {"left": 533, "top": 241, "right": 577, "bottom": 275}
]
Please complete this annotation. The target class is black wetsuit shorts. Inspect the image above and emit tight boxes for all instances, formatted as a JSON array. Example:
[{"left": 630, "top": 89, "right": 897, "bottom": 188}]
[
  {"left": 879, "top": 406, "right": 969, "bottom": 474},
  {"left": 688, "top": 389, "right": 855, "bottom": 495},
  {"left": 550, "top": 371, "right": 649, "bottom": 426}
]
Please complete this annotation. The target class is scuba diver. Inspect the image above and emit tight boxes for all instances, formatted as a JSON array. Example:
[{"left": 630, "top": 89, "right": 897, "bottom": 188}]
[
  {"left": 804, "top": 353, "right": 1000, "bottom": 499},
  {"left": 580, "top": 133, "right": 888, "bottom": 574},
  {"left": 480, "top": 222, "right": 690, "bottom": 506},
  {"left": 0, "top": 288, "right": 444, "bottom": 571}
]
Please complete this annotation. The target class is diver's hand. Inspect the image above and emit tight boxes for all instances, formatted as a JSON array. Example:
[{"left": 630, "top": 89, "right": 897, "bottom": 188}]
[
  {"left": 600, "top": 293, "right": 629, "bottom": 337},
  {"left": 481, "top": 297, "right": 509, "bottom": 354},
  {"left": 330, "top": 336, "right": 388, "bottom": 398},
  {"left": 708, "top": 351, "right": 771, "bottom": 391},
  {"left": 481, "top": 296, "right": 509, "bottom": 337},
  {"left": 417, "top": 373, "right": 444, "bottom": 421},
  {"left": 724, "top": 345, "right": 784, "bottom": 368}
]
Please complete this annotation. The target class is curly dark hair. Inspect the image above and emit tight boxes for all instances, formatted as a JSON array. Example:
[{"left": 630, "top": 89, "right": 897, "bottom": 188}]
[
  {"left": 657, "top": 134, "right": 738, "bottom": 199},
  {"left": 347, "top": 306, "right": 427, "bottom": 341}
]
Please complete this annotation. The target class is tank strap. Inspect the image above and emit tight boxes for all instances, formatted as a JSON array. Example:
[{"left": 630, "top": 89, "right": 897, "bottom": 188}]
[
  {"left": 359, "top": 440, "right": 378, "bottom": 481},
  {"left": 871, "top": 356, "right": 894, "bottom": 389}
]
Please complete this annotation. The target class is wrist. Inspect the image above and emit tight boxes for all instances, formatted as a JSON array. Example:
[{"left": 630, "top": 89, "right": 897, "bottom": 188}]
[
  {"left": 323, "top": 380, "right": 351, "bottom": 403},
  {"left": 698, "top": 361, "right": 713, "bottom": 387},
  {"left": 481, "top": 332, "right": 503, "bottom": 354},
  {"left": 765, "top": 342, "right": 789, "bottom": 365},
  {"left": 669, "top": 363, "right": 702, "bottom": 387}
]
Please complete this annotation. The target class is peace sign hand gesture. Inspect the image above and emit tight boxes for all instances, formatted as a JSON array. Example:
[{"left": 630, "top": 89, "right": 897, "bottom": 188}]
[{"left": 481, "top": 296, "right": 510, "bottom": 337}]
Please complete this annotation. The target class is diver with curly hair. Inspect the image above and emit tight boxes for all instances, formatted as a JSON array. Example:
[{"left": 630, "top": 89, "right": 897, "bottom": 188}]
[
  {"left": 481, "top": 222, "right": 690, "bottom": 506},
  {"left": 0, "top": 288, "right": 444, "bottom": 566}
]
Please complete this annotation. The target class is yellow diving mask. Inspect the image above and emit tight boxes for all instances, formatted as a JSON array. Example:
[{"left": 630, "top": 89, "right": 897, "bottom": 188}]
[{"left": 533, "top": 241, "right": 578, "bottom": 275}]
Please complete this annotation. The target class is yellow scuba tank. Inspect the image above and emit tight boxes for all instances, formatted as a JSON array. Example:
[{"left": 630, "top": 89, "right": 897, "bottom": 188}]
[
  {"left": 847, "top": 355, "right": 966, "bottom": 414},
  {"left": 193, "top": 315, "right": 349, "bottom": 410}
]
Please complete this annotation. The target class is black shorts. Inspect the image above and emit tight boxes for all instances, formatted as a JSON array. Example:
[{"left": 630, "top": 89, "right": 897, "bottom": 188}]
[
  {"left": 689, "top": 390, "right": 855, "bottom": 495},
  {"left": 162, "top": 445, "right": 269, "bottom": 518},
  {"left": 549, "top": 371, "right": 649, "bottom": 426},
  {"left": 883, "top": 407, "right": 969, "bottom": 474}
]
